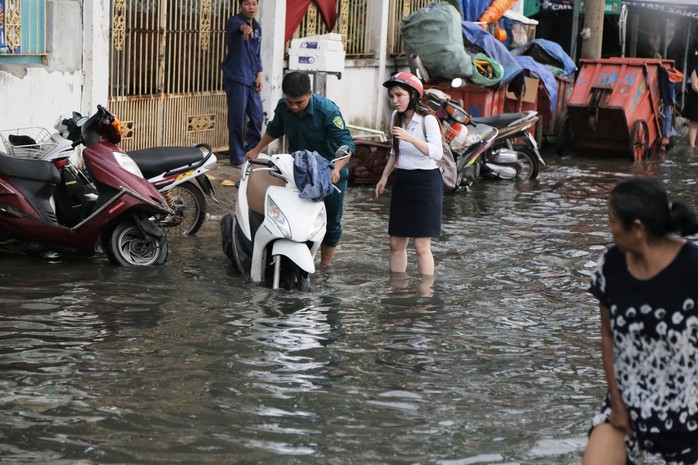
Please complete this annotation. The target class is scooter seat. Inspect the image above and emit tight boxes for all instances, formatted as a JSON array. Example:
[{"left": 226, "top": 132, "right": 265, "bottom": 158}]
[
  {"left": 471, "top": 111, "right": 534, "bottom": 128},
  {"left": 128, "top": 146, "right": 205, "bottom": 178},
  {"left": 0, "top": 152, "right": 60, "bottom": 184},
  {"left": 247, "top": 168, "right": 285, "bottom": 216},
  {"left": 468, "top": 123, "right": 497, "bottom": 142}
]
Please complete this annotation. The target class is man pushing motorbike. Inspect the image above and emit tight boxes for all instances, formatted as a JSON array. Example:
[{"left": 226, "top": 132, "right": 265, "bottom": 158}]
[{"left": 245, "top": 71, "right": 354, "bottom": 268}]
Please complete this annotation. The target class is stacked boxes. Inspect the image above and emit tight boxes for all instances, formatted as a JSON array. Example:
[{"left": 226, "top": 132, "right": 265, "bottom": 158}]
[{"left": 288, "top": 33, "right": 346, "bottom": 74}]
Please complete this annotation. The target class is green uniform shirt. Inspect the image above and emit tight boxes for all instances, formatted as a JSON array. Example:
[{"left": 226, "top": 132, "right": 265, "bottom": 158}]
[{"left": 266, "top": 93, "right": 355, "bottom": 160}]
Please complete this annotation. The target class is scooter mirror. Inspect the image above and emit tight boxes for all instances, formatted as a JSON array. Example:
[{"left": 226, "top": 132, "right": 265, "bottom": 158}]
[
  {"left": 451, "top": 78, "right": 464, "bottom": 88},
  {"left": 333, "top": 145, "right": 351, "bottom": 162}
]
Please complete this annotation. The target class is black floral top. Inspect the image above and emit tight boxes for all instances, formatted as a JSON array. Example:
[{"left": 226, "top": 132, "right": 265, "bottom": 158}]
[{"left": 589, "top": 242, "right": 698, "bottom": 435}]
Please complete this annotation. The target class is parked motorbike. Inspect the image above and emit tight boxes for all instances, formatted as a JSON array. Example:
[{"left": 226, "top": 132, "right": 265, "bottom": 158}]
[
  {"left": 0, "top": 105, "right": 172, "bottom": 265},
  {"left": 422, "top": 88, "right": 498, "bottom": 190},
  {"left": 126, "top": 144, "right": 218, "bottom": 236},
  {"left": 424, "top": 86, "right": 543, "bottom": 181},
  {"left": 221, "top": 147, "right": 349, "bottom": 290},
  {"left": 3, "top": 113, "right": 218, "bottom": 236},
  {"left": 470, "top": 110, "right": 545, "bottom": 180},
  {"left": 443, "top": 120, "right": 498, "bottom": 190}
]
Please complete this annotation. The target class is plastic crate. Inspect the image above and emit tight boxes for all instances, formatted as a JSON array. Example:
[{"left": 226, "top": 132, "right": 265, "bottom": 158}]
[{"left": 0, "top": 127, "right": 59, "bottom": 159}]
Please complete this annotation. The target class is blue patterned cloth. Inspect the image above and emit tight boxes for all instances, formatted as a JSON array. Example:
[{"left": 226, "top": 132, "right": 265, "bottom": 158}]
[{"left": 292, "top": 150, "right": 335, "bottom": 201}]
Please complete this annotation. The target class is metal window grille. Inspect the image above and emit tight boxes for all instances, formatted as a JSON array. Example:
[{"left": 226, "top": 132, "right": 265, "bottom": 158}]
[
  {"left": 110, "top": 0, "right": 232, "bottom": 98},
  {"left": 388, "top": 0, "right": 433, "bottom": 57},
  {"left": 0, "top": 0, "right": 46, "bottom": 56}
]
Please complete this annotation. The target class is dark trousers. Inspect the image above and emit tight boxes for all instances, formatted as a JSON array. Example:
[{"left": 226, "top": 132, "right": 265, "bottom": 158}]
[
  {"left": 224, "top": 79, "right": 263, "bottom": 165},
  {"left": 322, "top": 165, "right": 349, "bottom": 247}
]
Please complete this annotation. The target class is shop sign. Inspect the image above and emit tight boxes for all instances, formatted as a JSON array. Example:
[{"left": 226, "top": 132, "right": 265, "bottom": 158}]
[{"left": 541, "top": 0, "right": 622, "bottom": 15}]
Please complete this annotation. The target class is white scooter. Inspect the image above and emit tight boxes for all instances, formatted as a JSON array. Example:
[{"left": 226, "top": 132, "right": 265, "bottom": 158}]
[{"left": 221, "top": 147, "right": 349, "bottom": 290}]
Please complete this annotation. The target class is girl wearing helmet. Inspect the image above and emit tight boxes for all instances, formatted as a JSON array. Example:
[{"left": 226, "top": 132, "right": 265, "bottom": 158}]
[{"left": 375, "top": 72, "right": 443, "bottom": 278}]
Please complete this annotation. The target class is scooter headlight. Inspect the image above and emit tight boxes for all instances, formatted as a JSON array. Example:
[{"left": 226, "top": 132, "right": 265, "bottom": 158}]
[
  {"left": 267, "top": 197, "right": 291, "bottom": 238},
  {"left": 308, "top": 208, "right": 326, "bottom": 240},
  {"left": 114, "top": 151, "right": 144, "bottom": 178}
]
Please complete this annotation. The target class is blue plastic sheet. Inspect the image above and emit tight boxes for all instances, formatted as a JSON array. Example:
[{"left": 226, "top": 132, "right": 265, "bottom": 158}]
[
  {"left": 512, "top": 55, "right": 558, "bottom": 112},
  {"left": 511, "top": 39, "right": 577, "bottom": 112},
  {"left": 513, "top": 39, "right": 577, "bottom": 78},
  {"left": 456, "top": 0, "right": 492, "bottom": 22}
]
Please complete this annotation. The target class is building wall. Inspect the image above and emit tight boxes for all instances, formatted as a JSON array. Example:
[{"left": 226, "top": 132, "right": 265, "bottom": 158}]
[
  {"left": 0, "top": 0, "right": 404, "bottom": 149},
  {"left": 0, "top": 0, "right": 84, "bottom": 133}
]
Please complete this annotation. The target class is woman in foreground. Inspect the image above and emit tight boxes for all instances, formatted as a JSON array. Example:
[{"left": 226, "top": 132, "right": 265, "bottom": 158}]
[{"left": 583, "top": 177, "right": 698, "bottom": 464}]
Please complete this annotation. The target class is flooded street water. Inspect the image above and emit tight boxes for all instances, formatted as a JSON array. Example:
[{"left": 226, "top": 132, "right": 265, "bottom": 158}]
[{"left": 2, "top": 142, "right": 698, "bottom": 464}]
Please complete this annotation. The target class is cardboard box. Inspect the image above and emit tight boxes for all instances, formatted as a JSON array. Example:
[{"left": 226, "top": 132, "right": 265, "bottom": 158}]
[
  {"left": 505, "top": 76, "right": 539, "bottom": 103},
  {"left": 288, "top": 48, "right": 346, "bottom": 73}
]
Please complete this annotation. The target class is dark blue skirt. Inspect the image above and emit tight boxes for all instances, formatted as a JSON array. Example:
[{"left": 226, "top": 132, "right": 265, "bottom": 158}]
[{"left": 388, "top": 169, "right": 442, "bottom": 238}]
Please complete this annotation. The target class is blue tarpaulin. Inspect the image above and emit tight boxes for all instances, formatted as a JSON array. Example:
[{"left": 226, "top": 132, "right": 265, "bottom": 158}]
[
  {"left": 512, "top": 38, "right": 577, "bottom": 111},
  {"left": 512, "top": 55, "right": 558, "bottom": 112},
  {"left": 456, "top": 0, "right": 492, "bottom": 22},
  {"left": 513, "top": 39, "right": 577, "bottom": 78}
]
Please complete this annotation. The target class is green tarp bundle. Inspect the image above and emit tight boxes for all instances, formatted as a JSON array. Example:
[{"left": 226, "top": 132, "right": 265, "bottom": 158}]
[{"left": 401, "top": 3, "right": 473, "bottom": 80}]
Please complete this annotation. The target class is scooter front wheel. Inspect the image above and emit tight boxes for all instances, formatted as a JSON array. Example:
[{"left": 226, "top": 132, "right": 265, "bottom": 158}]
[
  {"left": 268, "top": 255, "right": 310, "bottom": 291},
  {"left": 104, "top": 218, "right": 169, "bottom": 266},
  {"left": 162, "top": 181, "right": 206, "bottom": 236}
]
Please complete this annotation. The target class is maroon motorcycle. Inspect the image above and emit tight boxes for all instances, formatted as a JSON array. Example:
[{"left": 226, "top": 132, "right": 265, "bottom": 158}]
[{"left": 0, "top": 105, "right": 172, "bottom": 265}]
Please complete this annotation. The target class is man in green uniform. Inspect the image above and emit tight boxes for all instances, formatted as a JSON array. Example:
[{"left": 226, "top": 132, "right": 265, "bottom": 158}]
[{"left": 245, "top": 71, "right": 354, "bottom": 268}]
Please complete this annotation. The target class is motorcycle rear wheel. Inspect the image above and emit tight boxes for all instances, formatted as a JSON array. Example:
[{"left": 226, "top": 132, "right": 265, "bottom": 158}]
[
  {"left": 104, "top": 218, "right": 168, "bottom": 266},
  {"left": 164, "top": 181, "right": 206, "bottom": 236},
  {"left": 512, "top": 145, "right": 539, "bottom": 180}
]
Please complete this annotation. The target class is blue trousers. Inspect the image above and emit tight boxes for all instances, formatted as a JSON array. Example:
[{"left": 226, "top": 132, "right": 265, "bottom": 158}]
[{"left": 224, "top": 79, "right": 263, "bottom": 165}]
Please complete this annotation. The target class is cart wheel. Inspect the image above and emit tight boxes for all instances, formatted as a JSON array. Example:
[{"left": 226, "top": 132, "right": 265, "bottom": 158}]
[{"left": 629, "top": 119, "right": 649, "bottom": 161}]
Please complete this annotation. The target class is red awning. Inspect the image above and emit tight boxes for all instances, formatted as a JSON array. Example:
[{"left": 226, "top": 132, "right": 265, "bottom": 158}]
[{"left": 286, "top": 0, "right": 338, "bottom": 42}]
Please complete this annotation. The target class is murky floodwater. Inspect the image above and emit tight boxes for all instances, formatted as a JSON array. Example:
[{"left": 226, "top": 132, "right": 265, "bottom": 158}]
[{"left": 2, "top": 141, "right": 698, "bottom": 464}]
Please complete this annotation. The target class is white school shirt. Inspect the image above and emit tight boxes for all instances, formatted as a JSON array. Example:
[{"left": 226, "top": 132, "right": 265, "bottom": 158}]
[{"left": 389, "top": 111, "right": 443, "bottom": 170}]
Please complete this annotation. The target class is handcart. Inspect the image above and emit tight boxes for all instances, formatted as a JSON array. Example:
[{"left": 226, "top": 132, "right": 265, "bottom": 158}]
[{"left": 562, "top": 57, "right": 671, "bottom": 161}]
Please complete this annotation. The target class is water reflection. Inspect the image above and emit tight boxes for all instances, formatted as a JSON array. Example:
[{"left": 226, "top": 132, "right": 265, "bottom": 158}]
[{"left": 2, "top": 141, "right": 697, "bottom": 463}]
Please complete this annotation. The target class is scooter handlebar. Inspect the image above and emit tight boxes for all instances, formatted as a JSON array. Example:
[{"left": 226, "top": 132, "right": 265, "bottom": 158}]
[{"left": 248, "top": 158, "right": 273, "bottom": 167}]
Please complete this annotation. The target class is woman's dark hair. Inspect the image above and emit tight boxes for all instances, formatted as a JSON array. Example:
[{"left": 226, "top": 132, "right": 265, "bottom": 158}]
[
  {"left": 610, "top": 177, "right": 698, "bottom": 238},
  {"left": 282, "top": 71, "right": 311, "bottom": 98}
]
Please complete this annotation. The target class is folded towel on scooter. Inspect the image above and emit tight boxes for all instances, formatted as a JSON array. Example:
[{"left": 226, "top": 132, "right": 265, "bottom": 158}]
[{"left": 292, "top": 150, "right": 335, "bottom": 201}]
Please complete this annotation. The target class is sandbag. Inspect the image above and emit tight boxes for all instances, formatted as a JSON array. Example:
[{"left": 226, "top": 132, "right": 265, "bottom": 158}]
[{"left": 401, "top": 3, "right": 473, "bottom": 80}]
